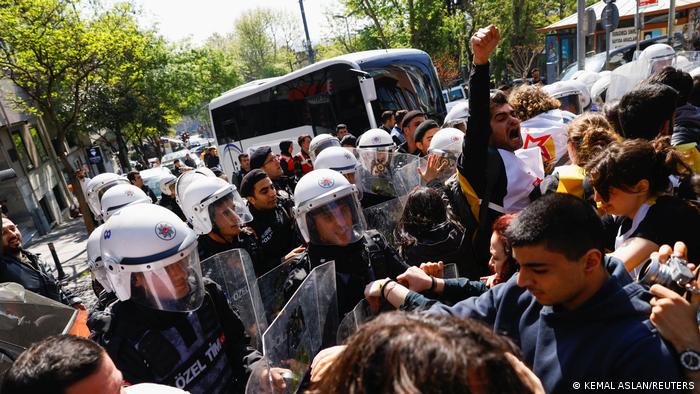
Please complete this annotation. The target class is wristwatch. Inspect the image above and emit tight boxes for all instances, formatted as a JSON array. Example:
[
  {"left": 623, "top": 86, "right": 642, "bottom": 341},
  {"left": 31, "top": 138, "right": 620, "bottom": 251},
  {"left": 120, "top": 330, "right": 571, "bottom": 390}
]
[{"left": 680, "top": 349, "right": 700, "bottom": 372}]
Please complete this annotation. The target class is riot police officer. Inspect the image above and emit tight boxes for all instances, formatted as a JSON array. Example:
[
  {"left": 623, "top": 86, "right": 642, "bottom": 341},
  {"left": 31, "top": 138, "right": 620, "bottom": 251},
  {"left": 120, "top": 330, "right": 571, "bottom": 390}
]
[
  {"left": 85, "top": 172, "right": 130, "bottom": 222},
  {"left": 99, "top": 184, "right": 152, "bottom": 221},
  {"left": 158, "top": 173, "right": 186, "bottom": 221},
  {"left": 179, "top": 176, "right": 260, "bottom": 267},
  {"left": 293, "top": 169, "right": 409, "bottom": 315},
  {"left": 98, "top": 204, "right": 262, "bottom": 393}
]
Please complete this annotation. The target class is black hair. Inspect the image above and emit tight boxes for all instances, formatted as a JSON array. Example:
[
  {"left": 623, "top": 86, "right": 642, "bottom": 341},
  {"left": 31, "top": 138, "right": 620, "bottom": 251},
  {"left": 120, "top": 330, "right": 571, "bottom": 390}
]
[
  {"left": 689, "top": 76, "right": 700, "bottom": 107},
  {"left": 506, "top": 193, "right": 604, "bottom": 261},
  {"left": 126, "top": 170, "right": 139, "bottom": 183},
  {"left": 645, "top": 66, "right": 692, "bottom": 106},
  {"left": 336, "top": 124, "right": 347, "bottom": 132},
  {"left": 238, "top": 153, "right": 249, "bottom": 161},
  {"left": 618, "top": 83, "right": 677, "bottom": 140},
  {"left": 395, "top": 110, "right": 408, "bottom": 127},
  {"left": 239, "top": 168, "right": 269, "bottom": 198},
  {"left": 279, "top": 140, "right": 293, "bottom": 153},
  {"left": 395, "top": 187, "right": 464, "bottom": 253},
  {"left": 380, "top": 110, "right": 394, "bottom": 123},
  {"left": 3, "top": 335, "right": 105, "bottom": 394}
]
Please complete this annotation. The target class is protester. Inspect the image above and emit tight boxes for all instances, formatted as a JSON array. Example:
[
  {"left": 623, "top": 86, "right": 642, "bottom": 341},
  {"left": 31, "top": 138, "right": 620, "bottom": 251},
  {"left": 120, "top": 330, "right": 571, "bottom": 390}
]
[
  {"left": 586, "top": 138, "right": 700, "bottom": 274},
  {"left": 509, "top": 84, "right": 561, "bottom": 122},
  {"left": 309, "top": 312, "right": 544, "bottom": 394},
  {"left": 126, "top": 170, "right": 157, "bottom": 203},
  {"left": 2, "top": 335, "right": 189, "bottom": 394},
  {"left": 203, "top": 147, "right": 220, "bottom": 169},
  {"left": 363, "top": 193, "right": 683, "bottom": 393},
  {"left": 340, "top": 134, "right": 357, "bottom": 148},
  {"left": 97, "top": 204, "right": 264, "bottom": 393},
  {"left": 617, "top": 82, "right": 678, "bottom": 140},
  {"left": 602, "top": 101, "right": 623, "bottom": 135},
  {"left": 240, "top": 169, "right": 301, "bottom": 275},
  {"left": 232, "top": 152, "right": 251, "bottom": 189},
  {"left": 395, "top": 187, "right": 467, "bottom": 270},
  {"left": 647, "top": 66, "right": 700, "bottom": 148},
  {"left": 278, "top": 140, "right": 295, "bottom": 177}
]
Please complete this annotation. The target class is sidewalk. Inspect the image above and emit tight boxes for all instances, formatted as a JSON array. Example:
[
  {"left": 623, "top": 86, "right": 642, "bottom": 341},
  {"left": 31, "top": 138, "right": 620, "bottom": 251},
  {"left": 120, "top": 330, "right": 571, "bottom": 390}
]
[{"left": 25, "top": 218, "right": 97, "bottom": 308}]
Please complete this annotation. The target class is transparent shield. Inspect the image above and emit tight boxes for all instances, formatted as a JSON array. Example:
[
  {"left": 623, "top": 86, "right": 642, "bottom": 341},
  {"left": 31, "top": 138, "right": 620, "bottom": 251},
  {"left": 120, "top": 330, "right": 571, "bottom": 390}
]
[
  {"left": 354, "top": 149, "right": 421, "bottom": 198},
  {"left": 0, "top": 283, "right": 77, "bottom": 359},
  {"left": 606, "top": 60, "right": 648, "bottom": 102},
  {"left": 248, "top": 262, "right": 338, "bottom": 393},
  {"left": 255, "top": 258, "right": 301, "bottom": 324},
  {"left": 362, "top": 196, "right": 409, "bottom": 249},
  {"left": 200, "top": 249, "right": 267, "bottom": 350}
]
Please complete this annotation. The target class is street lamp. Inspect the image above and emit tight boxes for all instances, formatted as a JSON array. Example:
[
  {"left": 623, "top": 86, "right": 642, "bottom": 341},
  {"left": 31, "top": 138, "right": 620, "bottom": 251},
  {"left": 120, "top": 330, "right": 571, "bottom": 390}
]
[{"left": 333, "top": 11, "right": 356, "bottom": 50}]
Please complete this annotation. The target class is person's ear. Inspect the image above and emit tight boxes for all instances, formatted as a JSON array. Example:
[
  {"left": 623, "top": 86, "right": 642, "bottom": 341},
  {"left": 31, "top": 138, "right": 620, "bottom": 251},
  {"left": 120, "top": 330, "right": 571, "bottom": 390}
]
[
  {"left": 581, "top": 248, "right": 602, "bottom": 273},
  {"left": 631, "top": 179, "right": 649, "bottom": 195}
]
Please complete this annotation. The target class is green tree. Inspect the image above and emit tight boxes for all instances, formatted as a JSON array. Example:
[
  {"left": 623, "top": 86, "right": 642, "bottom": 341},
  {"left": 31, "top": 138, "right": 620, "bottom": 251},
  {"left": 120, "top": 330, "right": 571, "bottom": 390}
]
[{"left": 0, "top": 0, "right": 149, "bottom": 231}]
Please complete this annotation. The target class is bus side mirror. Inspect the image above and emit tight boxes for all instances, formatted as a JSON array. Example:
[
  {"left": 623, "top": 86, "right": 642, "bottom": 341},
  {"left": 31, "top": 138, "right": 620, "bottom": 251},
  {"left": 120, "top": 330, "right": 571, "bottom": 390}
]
[{"left": 358, "top": 75, "right": 377, "bottom": 101}]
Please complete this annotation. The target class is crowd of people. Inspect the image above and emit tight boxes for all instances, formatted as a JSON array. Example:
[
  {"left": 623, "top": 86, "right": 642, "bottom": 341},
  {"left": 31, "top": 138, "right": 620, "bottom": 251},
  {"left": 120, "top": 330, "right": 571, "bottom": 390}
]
[{"left": 1, "top": 23, "right": 700, "bottom": 393}]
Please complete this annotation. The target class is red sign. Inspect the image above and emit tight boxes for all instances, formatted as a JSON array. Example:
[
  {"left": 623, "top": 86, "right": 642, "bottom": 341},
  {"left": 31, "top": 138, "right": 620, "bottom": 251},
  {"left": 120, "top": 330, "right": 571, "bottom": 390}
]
[{"left": 639, "top": 0, "right": 658, "bottom": 6}]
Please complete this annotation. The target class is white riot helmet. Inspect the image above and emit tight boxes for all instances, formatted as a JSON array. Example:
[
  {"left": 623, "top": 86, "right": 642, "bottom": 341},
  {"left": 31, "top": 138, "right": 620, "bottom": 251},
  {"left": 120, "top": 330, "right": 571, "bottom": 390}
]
[
  {"left": 293, "top": 169, "right": 366, "bottom": 246},
  {"left": 175, "top": 167, "right": 216, "bottom": 220},
  {"left": 180, "top": 177, "right": 252, "bottom": 235},
  {"left": 542, "top": 80, "right": 591, "bottom": 114},
  {"left": 571, "top": 70, "right": 601, "bottom": 94},
  {"left": 159, "top": 174, "right": 177, "bottom": 197},
  {"left": 87, "top": 224, "right": 113, "bottom": 293},
  {"left": 101, "top": 204, "right": 203, "bottom": 312},
  {"left": 443, "top": 101, "right": 470, "bottom": 130},
  {"left": 100, "top": 184, "right": 151, "bottom": 221},
  {"left": 309, "top": 134, "right": 341, "bottom": 160},
  {"left": 428, "top": 128, "right": 464, "bottom": 157},
  {"left": 357, "top": 128, "right": 395, "bottom": 150},
  {"left": 313, "top": 146, "right": 363, "bottom": 198},
  {"left": 639, "top": 44, "right": 675, "bottom": 76},
  {"left": 86, "top": 173, "right": 130, "bottom": 220}
]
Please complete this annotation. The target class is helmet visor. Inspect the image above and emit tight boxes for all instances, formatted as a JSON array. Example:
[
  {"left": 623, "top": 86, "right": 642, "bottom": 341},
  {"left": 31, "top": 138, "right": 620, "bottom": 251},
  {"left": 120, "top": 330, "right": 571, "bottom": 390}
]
[
  {"left": 89, "top": 179, "right": 128, "bottom": 218},
  {"left": 304, "top": 194, "right": 366, "bottom": 246},
  {"left": 90, "top": 260, "right": 114, "bottom": 293},
  {"left": 310, "top": 138, "right": 341, "bottom": 160},
  {"left": 128, "top": 249, "right": 204, "bottom": 312},
  {"left": 357, "top": 148, "right": 394, "bottom": 177},
  {"left": 207, "top": 191, "right": 254, "bottom": 228},
  {"left": 557, "top": 94, "right": 582, "bottom": 115}
]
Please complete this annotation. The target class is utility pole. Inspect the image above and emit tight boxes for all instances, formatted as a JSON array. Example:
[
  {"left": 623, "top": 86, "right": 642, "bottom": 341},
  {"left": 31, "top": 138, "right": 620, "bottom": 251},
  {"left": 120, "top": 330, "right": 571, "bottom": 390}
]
[
  {"left": 298, "top": 0, "right": 315, "bottom": 64},
  {"left": 668, "top": 0, "right": 676, "bottom": 45},
  {"left": 577, "top": 0, "right": 586, "bottom": 70}
]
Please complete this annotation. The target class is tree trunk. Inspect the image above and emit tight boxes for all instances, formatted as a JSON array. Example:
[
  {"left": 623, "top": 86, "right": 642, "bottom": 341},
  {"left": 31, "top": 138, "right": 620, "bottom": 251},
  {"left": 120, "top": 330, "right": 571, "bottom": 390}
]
[
  {"left": 114, "top": 127, "right": 131, "bottom": 173},
  {"left": 58, "top": 153, "right": 95, "bottom": 234}
]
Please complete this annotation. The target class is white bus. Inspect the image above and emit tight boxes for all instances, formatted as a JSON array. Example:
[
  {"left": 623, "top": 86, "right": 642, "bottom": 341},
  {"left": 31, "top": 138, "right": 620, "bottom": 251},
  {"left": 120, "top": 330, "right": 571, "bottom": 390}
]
[{"left": 209, "top": 49, "right": 447, "bottom": 177}]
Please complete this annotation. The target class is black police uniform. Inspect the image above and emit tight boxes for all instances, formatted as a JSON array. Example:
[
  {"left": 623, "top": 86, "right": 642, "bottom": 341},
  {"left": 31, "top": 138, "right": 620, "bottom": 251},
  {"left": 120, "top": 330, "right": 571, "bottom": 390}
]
[
  {"left": 100, "top": 280, "right": 261, "bottom": 394},
  {"left": 0, "top": 251, "right": 79, "bottom": 305},
  {"left": 197, "top": 231, "right": 261, "bottom": 273},
  {"left": 246, "top": 200, "right": 299, "bottom": 276},
  {"left": 158, "top": 194, "right": 187, "bottom": 222},
  {"left": 302, "top": 230, "right": 409, "bottom": 316}
]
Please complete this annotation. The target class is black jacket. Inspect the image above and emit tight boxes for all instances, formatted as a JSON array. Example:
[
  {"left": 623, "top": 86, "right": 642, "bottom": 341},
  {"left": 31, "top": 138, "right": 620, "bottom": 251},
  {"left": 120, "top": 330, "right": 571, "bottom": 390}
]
[
  {"left": 158, "top": 194, "right": 186, "bottom": 222},
  {"left": 306, "top": 231, "right": 409, "bottom": 316},
  {"left": 101, "top": 281, "right": 261, "bottom": 393},
  {"left": 197, "top": 232, "right": 261, "bottom": 273},
  {"left": 204, "top": 154, "right": 220, "bottom": 169},
  {"left": 0, "top": 251, "right": 78, "bottom": 305},
  {"left": 246, "top": 201, "right": 299, "bottom": 276},
  {"left": 141, "top": 184, "right": 158, "bottom": 203}
]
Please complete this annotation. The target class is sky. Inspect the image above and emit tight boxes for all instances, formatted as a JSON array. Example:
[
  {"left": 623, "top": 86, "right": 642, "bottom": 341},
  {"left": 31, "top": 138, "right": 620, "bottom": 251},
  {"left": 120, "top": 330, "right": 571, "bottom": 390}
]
[{"left": 127, "top": 0, "right": 343, "bottom": 45}]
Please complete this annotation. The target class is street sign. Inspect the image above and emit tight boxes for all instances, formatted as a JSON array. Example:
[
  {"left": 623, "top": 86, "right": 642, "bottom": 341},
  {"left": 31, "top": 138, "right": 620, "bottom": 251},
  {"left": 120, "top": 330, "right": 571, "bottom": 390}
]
[
  {"left": 86, "top": 146, "right": 103, "bottom": 165},
  {"left": 640, "top": 0, "right": 658, "bottom": 6},
  {"left": 602, "top": 3, "right": 620, "bottom": 32}
]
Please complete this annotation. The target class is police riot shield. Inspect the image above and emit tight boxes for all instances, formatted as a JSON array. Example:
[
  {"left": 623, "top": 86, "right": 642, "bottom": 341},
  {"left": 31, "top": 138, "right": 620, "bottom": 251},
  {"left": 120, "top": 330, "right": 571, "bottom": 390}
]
[
  {"left": 0, "top": 283, "right": 77, "bottom": 373},
  {"left": 246, "top": 261, "right": 338, "bottom": 393},
  {"left": 606, "top": 60, "right": 649, "bottom": 103},
  {"left": 355, "top": 149, "right": 422, "bottom": 199},
  {"left": 200, "top": 249, "right": 267, "bottom": 350},
  {"left": 255, "top": 257, "right": 304, "bottom": 325},
  {"left": 362, "top": 195, "right": 409, "bottom": 249},
  {"left": 335, "top": 263, "right": 460, "bottom": 344}
]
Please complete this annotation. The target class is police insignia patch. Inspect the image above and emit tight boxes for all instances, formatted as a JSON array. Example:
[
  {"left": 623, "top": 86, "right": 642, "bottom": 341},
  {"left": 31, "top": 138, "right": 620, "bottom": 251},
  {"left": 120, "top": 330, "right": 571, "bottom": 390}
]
[
  {"left": 318, "top": 177, "right": 335, "bottom": 189},
  {"left": 155, "top": 222, "right": 176, "bottom": 240}
]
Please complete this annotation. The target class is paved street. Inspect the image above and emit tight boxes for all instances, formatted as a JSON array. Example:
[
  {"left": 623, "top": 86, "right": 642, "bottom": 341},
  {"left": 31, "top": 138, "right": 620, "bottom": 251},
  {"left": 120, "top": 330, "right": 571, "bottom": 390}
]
[{"left": 25, "top": 218, "right": 97, "bottom": 309}]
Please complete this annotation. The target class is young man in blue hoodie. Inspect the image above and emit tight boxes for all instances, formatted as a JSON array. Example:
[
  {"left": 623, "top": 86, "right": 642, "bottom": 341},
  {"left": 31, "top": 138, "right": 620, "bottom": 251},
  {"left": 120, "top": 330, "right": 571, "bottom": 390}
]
[{"left": 359, "top": 192, "right": 684, "bottom": 393}]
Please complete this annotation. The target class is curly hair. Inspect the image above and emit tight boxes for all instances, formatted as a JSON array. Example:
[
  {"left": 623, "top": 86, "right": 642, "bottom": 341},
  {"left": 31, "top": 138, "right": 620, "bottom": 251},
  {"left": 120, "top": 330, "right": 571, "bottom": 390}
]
[
  {"left": 509, "top": 84, "right": 561, "bottom": 121},
  {"left": 309, "top": 312, "right": 533, "bottom": 394},
  {"left": 566, "top": 112, "right": 621, "bottom": 167}
]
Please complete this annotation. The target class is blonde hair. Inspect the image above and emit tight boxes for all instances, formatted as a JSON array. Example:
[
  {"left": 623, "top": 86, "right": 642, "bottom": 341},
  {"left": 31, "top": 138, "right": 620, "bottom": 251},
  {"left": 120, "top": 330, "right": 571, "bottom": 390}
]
[
  {"left": 567, "top": 112, "right": 621, "bottom": 167},
  {"left": 509, "top": 84, "right": 561, "bottom": 121}
]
